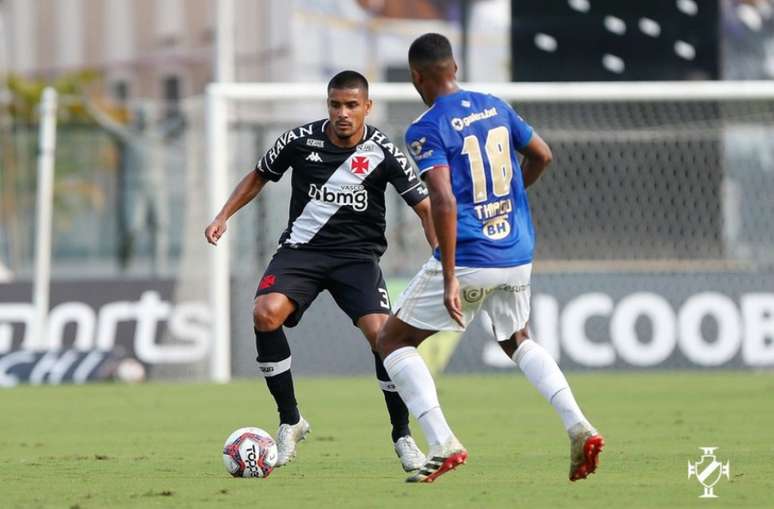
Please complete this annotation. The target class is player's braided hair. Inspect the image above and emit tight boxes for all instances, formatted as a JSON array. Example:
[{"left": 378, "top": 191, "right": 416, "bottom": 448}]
[
  {"left": 408, "top": 33, "right": 453, "bottom": 67},
  {"left": 327, "top": 70, "right": 369, "bottom": 93}
]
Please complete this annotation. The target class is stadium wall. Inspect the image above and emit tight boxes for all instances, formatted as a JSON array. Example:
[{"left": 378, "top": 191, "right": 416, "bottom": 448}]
[{"left": 0, "top": 279, "right": 209, "bottom": 387}]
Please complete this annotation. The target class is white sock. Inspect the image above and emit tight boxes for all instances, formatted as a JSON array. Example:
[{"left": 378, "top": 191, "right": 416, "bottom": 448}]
[
  {"left": 513, "top": 339, "right": 589, "bottom": 432},
  {"left": 383, "top": 347, "right": 453, "bottom": 446}
]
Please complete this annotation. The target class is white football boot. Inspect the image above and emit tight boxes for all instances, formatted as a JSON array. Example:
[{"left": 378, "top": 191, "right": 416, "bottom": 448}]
[
  {"left": 405, "top": 435, "right": 468, "bottom": 483},
  {"left": 274, "top": 416, "right": 311, "bottom": 467},
  {"left": 568, "top": 422, "right": 604, "bottom": 481},
  {"left": 393, "top": 436, "right": 425, "bottom": 472}
]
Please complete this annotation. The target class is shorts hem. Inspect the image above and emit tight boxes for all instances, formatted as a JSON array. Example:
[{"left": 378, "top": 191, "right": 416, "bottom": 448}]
[
  {"left": 395, "top": 310, "right": 462, "bottom": 333},
  {"left": 491, "top": 318, "right": 530, "bottom": 342},
  {"left": 349, "top": 308, "right": 390, "bottom": 326}
]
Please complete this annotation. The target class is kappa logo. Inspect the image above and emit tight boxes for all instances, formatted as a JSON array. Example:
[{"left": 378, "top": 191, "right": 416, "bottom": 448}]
[
  {"left": 306, "top": 152, "right": 323, "bottom": 163},
  {"left": 351, "top": 156, "right": 370, "bottom": 175},
  {"left": 688, "top": 447, "right": 730, "bottom": 498}
]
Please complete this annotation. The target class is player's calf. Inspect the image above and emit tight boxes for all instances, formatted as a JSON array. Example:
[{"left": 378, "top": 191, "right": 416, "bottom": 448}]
[{"left": 255, "top": 327, "right": 300, "bottom": 426}]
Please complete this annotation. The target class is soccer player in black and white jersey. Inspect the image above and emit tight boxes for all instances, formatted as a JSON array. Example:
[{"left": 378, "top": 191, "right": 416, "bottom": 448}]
[{"left": 205, "top": 71, "right": 436, "bottom": 471}]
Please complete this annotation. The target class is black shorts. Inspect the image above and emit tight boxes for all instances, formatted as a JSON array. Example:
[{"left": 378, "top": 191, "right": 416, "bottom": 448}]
[{"left": 254, "top": 248, "right": 391, "bottom": 327}]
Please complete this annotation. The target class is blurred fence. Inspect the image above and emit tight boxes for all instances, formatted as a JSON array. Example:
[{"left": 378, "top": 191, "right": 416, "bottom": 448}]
[
  {"left": 6, "top": 95, "right": 772, "bottom": 278},
  {"left": 1, "top": 100, "right": 204, "bottom": 279}
]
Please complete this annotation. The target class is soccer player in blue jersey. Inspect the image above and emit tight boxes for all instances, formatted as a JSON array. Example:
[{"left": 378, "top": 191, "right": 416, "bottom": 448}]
[{"left": 376, "top": 33, "right": 604, "bottom": 483}]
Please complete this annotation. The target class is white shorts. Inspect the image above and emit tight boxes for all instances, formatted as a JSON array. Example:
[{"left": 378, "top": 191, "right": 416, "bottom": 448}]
[{"left": 395, "top": 257, "right": 532, "bottom": 341}]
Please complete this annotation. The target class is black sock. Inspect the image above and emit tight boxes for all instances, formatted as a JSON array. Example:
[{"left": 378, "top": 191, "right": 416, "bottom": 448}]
[
  {"left": 266, "top": 371, "right": 300, "bottom": 425},
  {"left": 256, "top": 327, "right": 299, "bottom": 425},
  {"left": 373, "top": 350, "right": 410, "bottom": 442}
]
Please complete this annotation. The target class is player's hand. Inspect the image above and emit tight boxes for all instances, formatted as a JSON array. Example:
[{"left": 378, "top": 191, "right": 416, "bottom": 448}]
[
  {"left": 205, "top": 217, "right": 227, "bottom": 245},
  {"left": 443, "top": 276, "right": 465, "bottom": 328}
]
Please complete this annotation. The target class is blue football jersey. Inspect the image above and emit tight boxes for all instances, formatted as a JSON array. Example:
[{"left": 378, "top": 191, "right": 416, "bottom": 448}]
[{"left": 405, "top": 90, "right": 536, "bottom": 268}]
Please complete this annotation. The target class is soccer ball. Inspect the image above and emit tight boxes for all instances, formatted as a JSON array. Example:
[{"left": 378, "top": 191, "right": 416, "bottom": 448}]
[{"left": 222, "top": 427, "right": 278, "bottom": 478}]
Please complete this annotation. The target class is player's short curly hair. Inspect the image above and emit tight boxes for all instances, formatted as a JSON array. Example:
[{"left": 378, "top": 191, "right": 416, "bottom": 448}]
[
  {"left": 408, "top": 33, "right": 453, "bottom": 67},
  {"left": 327, "top": 70, "right": 369, "bottom": 94}
]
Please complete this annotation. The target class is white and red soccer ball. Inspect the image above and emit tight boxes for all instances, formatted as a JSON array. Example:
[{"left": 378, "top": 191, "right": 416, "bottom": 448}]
[{"left": 222, "top": 427, "right": 278, "bottom": 478}]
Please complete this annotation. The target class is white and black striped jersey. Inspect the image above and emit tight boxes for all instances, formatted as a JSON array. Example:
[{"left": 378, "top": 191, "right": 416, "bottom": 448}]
[{"left": 255, "top": 119, "right": 428, "bottom": 258}]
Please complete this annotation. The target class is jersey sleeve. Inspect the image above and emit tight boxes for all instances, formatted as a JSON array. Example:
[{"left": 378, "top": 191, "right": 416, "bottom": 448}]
[
  {"left": 504, "top": 101, "right": 534, "bottom": 150},
  {"left": 405, "top": 122, "right": 449, "bottom": 180},
  {"left": 254, "top": 131, "right": 295, "bottom": 182},
  {"left": 383, "top": 142, "right": 428, "bottom": 207}
]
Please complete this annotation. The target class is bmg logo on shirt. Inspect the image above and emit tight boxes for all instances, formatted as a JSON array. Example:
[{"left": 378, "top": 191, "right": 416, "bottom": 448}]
[{"left": 308, "top": 183, "right": 368, "bottom": 211}]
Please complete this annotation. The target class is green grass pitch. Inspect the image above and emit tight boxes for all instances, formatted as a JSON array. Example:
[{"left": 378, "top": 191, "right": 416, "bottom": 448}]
[{"left": 2, "top": 372, "right": 772, "bottom": 508}]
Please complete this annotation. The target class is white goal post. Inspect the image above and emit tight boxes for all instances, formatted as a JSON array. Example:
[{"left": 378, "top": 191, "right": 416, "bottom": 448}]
[{"left": 206, "top": 80, "right": 774, "bottom": 382}]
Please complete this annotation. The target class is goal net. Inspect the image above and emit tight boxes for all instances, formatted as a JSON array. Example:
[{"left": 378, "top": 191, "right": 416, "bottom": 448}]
[{"left": 207, "top": 81, "right": 774, "bottom": 381}]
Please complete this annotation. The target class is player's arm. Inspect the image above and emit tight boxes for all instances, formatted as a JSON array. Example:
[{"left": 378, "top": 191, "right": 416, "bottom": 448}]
[
  {"left": 205, "top": 170, "right": 269, "bottom": 246},
  {"left": 505, "top": 100, "right": 553, "bottom": 189},
  {"left": 411, "top": 198, "right": 438, "bottom": 250},
  {"left": 206, "top": 130, "right": 296, "bottom": 245},
  {"left": 518, "top": 133, "right": 553, "bottom": 189},
  {"left": 380, "top": 128, "right": 437, "bottom": 249},
  {"left": 423, "top": 166, "right": 464, "bottom": 327}
]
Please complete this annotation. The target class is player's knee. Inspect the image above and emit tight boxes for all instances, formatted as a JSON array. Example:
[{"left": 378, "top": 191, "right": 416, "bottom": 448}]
[
  {"left": 357, "top": 314, "right": 387, "bottom": 350},
  {"left": 376, "top": 321, "right": 403, "bottom": 357},
  {"left": 514, "top": 327, "right": 530, "bottom": 346},
  {"left": 498, "top": 327, "right": 529, "bottom": 358},
  {"left": 253, "top": 299, "right": 286, "bottom": 331},
  {"left": 375, "top": 328, "right": 389, "bottom": 355}
]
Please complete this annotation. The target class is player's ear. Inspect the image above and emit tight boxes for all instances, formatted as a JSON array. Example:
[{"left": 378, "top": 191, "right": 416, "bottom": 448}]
[
  {"left": 410, "top": 67, "right": 422, "bottom": 85},
  {"left": 364, "top": 98, "right": 373, "bottom": 116}
]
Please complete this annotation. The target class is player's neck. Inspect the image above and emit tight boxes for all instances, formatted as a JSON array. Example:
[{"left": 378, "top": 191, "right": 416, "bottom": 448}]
[
  {"left": 427, "top": 81, "right": 461, "bottom": 106},
  {"left": 324, "top": 123, "right": 363, "bottom": 149}
]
